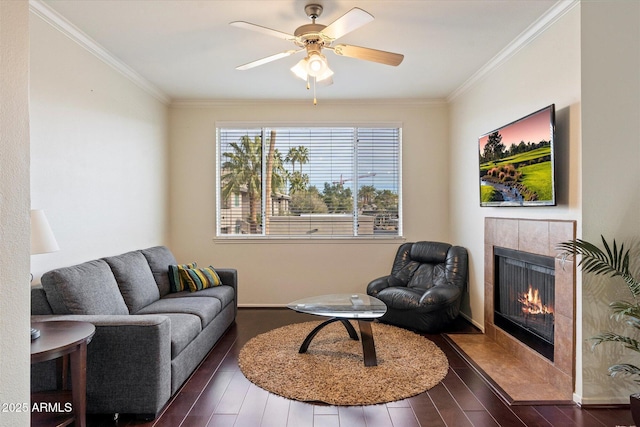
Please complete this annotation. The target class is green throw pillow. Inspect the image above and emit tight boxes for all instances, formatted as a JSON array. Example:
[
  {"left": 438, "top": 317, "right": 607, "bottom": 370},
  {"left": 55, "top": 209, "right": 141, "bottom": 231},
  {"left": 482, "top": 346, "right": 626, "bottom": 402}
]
[
  {"left": 178, "top": 265, "right": 221, "bottom": 292},
  {"left": 168, "top": 262, "right": 197, "bottom": 292}
]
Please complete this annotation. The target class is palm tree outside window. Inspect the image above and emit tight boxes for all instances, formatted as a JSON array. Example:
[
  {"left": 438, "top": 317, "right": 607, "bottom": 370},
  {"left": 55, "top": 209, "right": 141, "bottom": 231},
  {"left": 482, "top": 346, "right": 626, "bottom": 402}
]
[{"left": 217, "top": 126, "right": 402, "bottom": 238}]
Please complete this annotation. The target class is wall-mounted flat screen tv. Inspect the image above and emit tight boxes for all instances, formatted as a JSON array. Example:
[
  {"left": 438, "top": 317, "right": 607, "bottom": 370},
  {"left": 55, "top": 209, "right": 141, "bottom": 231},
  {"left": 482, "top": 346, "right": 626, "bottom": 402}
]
[{"left": 479, "top": 104, "right": 556, "bottom": 207}]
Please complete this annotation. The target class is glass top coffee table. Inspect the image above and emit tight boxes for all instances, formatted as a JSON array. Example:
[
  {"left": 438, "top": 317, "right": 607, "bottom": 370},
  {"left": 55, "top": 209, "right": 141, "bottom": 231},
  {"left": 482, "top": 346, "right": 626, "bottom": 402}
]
[{"left": 287, "top": 293, "right": 387, "bottom": 366}]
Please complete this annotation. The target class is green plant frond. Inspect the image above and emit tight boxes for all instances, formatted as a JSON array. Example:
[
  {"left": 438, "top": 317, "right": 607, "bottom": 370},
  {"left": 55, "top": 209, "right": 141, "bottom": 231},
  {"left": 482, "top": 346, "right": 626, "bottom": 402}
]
[
  {"left": 626, "top": 275, "right": 640, "bottom": 298},
  {"left": 560, "top": 235, "right": 640, "bottom": 383},
  {"left": 625, "top": 316, "right": 640, "bottom": 330},
  {"left": 609, "top": 301, "right": 640, "bottom": 319},
  {"left": 558, "top": 237, "right": 629, "bottom": 274},
  {"left": 591, "top": 332, "right": 640, "bottom": 352},
  {"left": 557, "top": 236, "right": 639, "bottom": 297},
  {"left": 608, "top": 364, "right": 640, "bottom": 382}
]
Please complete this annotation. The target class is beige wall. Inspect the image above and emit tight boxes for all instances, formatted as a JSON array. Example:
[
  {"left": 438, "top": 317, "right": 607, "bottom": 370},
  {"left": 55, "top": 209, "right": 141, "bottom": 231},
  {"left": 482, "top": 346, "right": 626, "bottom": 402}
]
[
  {"left": 168, "top": 101, "right": 450, "bottom": 305},
  {"left": 0, "top": 1, "right": 31, "bottom": 426},
  {"left": 451, "top": 1, "right": 640, "bottom": 405},
  {"left": 580, "top": 1, "right": 640, "bottom": 405},
  {"left": 449, "top": 4, "right": 582, "bottom": 397},
  {"left": 29, "top": 12, "right": 170, "bottom": 281},
  {"left": 449, "top": 4, "right": 581, "bottom": 328}
]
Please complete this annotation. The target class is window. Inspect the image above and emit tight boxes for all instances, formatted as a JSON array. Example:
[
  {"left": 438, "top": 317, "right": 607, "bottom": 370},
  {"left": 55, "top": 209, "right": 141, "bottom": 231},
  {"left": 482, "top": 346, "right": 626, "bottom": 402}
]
[{"left": 217, "top": 125, "right": 402, "bottom": 238}]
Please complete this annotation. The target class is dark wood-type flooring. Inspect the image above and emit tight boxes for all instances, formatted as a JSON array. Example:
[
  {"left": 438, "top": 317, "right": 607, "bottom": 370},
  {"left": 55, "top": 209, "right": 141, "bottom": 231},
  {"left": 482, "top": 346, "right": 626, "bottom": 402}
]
[{"left": 83, "top": 308, "right": 633, "bottom": 427}]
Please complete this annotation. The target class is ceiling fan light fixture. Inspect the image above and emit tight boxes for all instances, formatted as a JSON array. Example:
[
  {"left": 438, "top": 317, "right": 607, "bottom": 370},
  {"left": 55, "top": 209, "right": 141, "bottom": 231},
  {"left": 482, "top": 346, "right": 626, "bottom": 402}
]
[
  {"left": 291, "top": 59, "right": 309, "bottom": 81},
  {"left": 290, "top": 54, "right": 333, "bottom": 82},
  {"left": 315, "top": 66, "right": 334, "bottom": 82},
  {"left": 306, "top": 52, "right": 326, "bottom": 75}
]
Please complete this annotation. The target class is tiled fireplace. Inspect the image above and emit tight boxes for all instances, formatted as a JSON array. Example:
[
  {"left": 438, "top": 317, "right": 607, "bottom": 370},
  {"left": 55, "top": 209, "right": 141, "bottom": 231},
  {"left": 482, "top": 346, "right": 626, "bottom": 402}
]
[{"left": 484, "top": 217, "right": 576, "bottom": 394}]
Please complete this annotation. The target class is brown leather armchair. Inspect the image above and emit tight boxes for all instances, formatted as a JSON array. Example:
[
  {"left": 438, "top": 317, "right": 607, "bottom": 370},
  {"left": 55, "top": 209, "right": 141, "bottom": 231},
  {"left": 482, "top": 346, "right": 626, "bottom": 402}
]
[{"left": 366, "top": 241, "right": 468, "bottom": 333}]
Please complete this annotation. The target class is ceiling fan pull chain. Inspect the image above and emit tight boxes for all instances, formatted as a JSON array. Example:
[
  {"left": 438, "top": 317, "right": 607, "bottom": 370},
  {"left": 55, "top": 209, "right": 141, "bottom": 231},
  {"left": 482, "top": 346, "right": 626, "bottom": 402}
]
[{"left": 313, "top": 76, "right": 317, "bottom": 105}]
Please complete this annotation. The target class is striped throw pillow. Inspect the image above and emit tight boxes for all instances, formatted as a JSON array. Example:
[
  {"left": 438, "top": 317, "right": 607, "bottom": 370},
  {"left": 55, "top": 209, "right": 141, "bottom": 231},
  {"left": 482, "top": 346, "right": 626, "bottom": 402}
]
[
  {"left": 168, "top": 262, "right": 197, "bottom": 292},
  {"left": 178, "top": 265, "right": 221, "bottom": 292}
]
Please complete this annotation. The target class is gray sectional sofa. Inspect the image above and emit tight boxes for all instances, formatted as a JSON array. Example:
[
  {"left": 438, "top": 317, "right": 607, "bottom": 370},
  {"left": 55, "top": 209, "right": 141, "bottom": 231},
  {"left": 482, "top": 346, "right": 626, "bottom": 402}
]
[{"left": 30, "top": 246, "right": 237, "bottom": 419}]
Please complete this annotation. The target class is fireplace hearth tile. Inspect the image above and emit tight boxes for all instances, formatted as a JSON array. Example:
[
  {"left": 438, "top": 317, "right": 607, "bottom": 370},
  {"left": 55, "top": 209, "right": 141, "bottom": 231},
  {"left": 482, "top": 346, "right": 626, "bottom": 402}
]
[
  {"left": 484, "top": 217, "right": 577, "bottom": 402},
  {"left": 496, "top": 218, "right": 519, "bottom": 250},
  {"left": 555, "top": 257, "right": 575, "bottom": 319},
  {"left": 445, "top": 333, "right": 574, "bottom": 404},
  {"left": 484, "top": 244, "right": 494, "bottom": 324},
  {"left": 519, "top": 219, "right": 550, "bottom": 256},
  {"left": 554, "top": 313, "right": 574, "bottom": 376},
  {"left": 485, "top": 217, "right": 497, "bottom": 245},
  {"left": 549, "top": 220, "right": 576, "bottom": 256}
]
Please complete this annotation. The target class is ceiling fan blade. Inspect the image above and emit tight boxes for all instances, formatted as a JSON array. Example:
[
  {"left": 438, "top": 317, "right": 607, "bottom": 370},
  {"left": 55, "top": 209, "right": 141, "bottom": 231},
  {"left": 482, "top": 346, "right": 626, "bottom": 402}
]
[
  {"left": 236, "top": 49, "right": 302, "bottom": 71},
  {"left": 321, "top": 7, "right": 374, "bottom": 41},
  {"left": 230, "top": 21, "right": 294, "bottom": 41},
  {"left": 332, "top": 44, "right": 404, "bottom": 66}
]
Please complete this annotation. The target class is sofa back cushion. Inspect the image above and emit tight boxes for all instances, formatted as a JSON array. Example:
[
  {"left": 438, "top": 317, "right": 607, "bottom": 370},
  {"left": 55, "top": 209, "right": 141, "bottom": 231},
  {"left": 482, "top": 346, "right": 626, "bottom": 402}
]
[
  {"left": 41, "top": 259, "right": 129, "bottom": 315},
  {"left": 31, "top": 284, "right": 53, "bottom": 315},
  {"left": 103, "top": 251, "right": 160, "bottom": 313},
  {"left": 141, "top": 246, "right": 178, "bottom": 297}
]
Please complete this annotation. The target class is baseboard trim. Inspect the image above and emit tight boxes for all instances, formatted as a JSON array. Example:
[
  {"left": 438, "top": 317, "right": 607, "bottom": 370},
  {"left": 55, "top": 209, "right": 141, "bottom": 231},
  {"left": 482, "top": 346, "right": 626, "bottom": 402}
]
[
  {"left": 576, "top": 395, "right": 632, "bottom": 407},
  {"left": 239, "top": 304, "right": 287, "bottom": 308},
  {"left": 459, "top": 312, "right": 484, "bottom": 332}
]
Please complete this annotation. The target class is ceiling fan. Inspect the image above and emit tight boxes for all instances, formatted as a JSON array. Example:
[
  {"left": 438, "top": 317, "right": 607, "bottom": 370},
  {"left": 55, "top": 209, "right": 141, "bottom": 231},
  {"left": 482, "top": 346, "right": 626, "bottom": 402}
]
[{"left": 230, "top": 4, "right": 404, "bottom": 102}]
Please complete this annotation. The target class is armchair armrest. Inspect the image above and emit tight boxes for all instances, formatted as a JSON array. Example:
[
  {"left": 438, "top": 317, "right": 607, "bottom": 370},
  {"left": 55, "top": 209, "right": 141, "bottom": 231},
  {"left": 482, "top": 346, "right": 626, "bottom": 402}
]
[
  {"left": 418, "top": 285, "right": 463, "bottom": 310},
  {"left": 366, "top": 276, "right": 392, "bottom": 296}
]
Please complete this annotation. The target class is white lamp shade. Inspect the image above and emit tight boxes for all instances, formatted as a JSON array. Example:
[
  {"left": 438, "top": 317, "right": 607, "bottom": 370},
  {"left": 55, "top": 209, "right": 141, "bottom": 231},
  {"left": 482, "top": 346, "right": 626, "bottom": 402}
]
[
  {"left": 290, "top": 54, "right": 334, "bottom": 82},
  {"left": 315, "top": 67, "right": 334, "bottom": 83},
  {"left": 30, "top": 209, "right": 60, "bottom": 255},
  {"left": 306, "top": 53, "right": 326, "bottom": 76},
  {"left": 291, "top": 59, "right": 308, "bottom": 81}
]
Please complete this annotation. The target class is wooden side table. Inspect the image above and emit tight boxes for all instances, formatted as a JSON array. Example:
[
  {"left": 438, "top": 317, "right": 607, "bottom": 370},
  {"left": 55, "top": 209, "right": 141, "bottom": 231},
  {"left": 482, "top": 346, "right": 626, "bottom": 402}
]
[{"left": 31, "top": 321, "right": 95, "bottom": 427}]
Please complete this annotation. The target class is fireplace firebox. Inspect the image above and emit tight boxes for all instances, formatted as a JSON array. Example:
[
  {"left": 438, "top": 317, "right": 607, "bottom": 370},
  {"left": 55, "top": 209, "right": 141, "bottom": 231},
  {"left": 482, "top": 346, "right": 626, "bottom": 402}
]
[{"left": 494, "top": 247, "right": 555, "bottom": 361}]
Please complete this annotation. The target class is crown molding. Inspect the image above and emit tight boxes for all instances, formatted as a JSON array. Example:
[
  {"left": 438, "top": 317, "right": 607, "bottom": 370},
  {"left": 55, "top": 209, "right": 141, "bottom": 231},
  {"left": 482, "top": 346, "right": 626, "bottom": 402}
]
[
  {"left": 447, "top": 0, "right": 579, "bottom": 102},
  {"left": 29, "top": 0, "right": 576, "bottom": 107},
  {"left": 170, "top": 98, "right": 447, "bottom": 108},
  {"left": 29, "top": 0, "right": 170, "bottom": 104}
]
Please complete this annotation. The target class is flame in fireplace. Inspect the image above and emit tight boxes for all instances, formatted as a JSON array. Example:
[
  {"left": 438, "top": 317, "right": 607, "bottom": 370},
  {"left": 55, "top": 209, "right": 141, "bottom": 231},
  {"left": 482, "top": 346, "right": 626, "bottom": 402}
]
[{"left": 518, "top": 286, "right": 553, "bottom": 315}]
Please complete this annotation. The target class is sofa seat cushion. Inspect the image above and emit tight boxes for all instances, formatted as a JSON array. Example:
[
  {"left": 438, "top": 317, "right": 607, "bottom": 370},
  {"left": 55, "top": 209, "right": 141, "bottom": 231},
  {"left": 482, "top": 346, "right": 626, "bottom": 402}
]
[
  {"left": 163, "top": 313, "right": 202, "bottom": 358},
  {"left": 137, "top": 297, "right": 221, "bottom": 328},
  {"left": 103, "top": 251, "right": 160, "bottom": 313},
  {"left": 161, "top": 285, "right": 235, "bottom": 309},
  {"left": 41, "top": 259, "right": 129, "bottom": 315},
  {"left": 140, "top": 246, "right": 178, "bottom": 297}
]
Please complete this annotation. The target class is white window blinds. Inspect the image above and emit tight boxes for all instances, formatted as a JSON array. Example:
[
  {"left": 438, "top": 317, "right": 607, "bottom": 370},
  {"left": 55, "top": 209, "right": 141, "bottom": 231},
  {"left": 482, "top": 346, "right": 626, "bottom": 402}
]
[{"left": 217, "top": 126, "right": 401, "bottom": 238}]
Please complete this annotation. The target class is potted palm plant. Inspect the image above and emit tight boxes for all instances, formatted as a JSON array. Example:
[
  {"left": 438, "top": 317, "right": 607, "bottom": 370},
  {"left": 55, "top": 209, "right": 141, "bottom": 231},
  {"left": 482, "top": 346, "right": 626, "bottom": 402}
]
[{"left": 558, "top": 236, "right": 640, "bottom": 422}]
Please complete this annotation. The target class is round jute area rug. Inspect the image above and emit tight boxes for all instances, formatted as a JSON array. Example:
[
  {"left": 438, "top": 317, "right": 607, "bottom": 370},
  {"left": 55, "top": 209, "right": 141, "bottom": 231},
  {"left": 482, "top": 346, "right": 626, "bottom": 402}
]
[{"left": 238, "top": 320, "right": 449, "bottom": 406}]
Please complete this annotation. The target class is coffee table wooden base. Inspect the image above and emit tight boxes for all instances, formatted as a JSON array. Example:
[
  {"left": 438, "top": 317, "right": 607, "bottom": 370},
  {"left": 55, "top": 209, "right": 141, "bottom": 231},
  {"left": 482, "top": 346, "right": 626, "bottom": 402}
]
[
  {"left": 298, "top": 318, "right": 379, "bottom": 366},
  {"left": 357, "top": 320, "right": 378, "bottom": 367}
]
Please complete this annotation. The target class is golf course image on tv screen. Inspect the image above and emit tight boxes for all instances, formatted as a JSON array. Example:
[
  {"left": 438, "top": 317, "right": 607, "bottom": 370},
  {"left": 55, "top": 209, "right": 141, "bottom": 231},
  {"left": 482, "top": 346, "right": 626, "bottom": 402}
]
[{"left": 478, "top": 104, "right": 556, "bottom": 207}]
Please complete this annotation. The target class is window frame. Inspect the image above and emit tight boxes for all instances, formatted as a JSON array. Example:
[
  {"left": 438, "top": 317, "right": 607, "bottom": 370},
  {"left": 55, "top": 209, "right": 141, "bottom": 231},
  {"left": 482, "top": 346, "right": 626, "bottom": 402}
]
[{"left": 215, "top": 122, "right": 403, "bottom": 240}]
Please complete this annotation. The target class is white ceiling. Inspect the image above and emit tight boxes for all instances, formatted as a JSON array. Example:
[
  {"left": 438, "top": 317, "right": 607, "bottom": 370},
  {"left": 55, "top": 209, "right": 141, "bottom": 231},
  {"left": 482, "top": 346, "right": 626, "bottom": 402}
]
[{"left": 37, "top": 0, "right": 564, "bottom": 102}]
